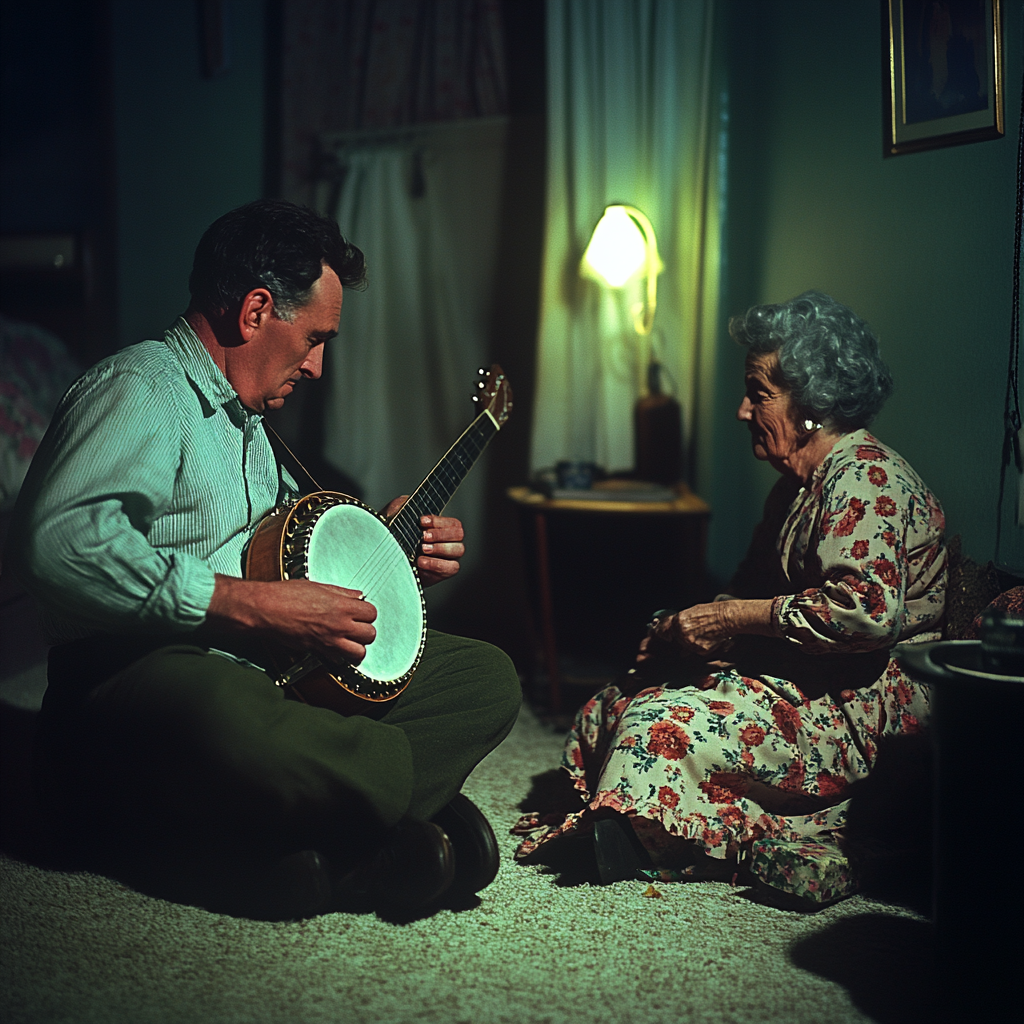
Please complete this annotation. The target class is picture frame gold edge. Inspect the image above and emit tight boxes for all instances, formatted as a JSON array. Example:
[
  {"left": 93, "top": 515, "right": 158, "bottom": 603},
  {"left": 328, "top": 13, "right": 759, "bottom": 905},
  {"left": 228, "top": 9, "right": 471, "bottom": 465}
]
[
  {"left": 883, "top": 0, "right": 899, "bottom": 157},
  {"left": 882, "top": 0, "right": 1005, "bottom": 158},
  {"left": 992, "top": 0, "right": 1005, "bottom": 135},
  {"left": 888, "top": 122, "right": 1005, "bottom": 156}
]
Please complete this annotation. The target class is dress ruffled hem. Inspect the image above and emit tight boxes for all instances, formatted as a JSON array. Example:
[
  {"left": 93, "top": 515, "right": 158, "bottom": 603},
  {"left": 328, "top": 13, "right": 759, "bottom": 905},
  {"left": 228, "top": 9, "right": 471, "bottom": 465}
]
[{"left": 512, "top": 788, "right": 849, "bottom": 864}]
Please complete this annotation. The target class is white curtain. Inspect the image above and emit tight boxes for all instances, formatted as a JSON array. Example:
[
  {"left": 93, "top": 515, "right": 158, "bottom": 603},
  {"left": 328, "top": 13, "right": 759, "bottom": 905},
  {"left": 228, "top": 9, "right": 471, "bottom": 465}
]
[
  {"left": 530, "top": 0, "right": 724, "bottom": 483},
  {"left": 316, "top": 118, "right": 507, "bottom": 612}
]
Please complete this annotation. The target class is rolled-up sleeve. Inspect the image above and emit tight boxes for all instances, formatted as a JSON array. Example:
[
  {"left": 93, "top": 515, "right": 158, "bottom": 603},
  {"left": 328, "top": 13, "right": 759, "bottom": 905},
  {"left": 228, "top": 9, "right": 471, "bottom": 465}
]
[{"left": 9, "top": 366, "right": 215, "bottom": 635}]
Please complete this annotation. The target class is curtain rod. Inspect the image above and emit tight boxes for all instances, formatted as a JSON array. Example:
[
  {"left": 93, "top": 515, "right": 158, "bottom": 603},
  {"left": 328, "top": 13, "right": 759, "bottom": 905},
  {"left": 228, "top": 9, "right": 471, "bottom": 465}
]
[
  {"left": 315, "top": 116, "right": 508, "bottom": 182},
  {"left": 319, "top": 115, "right": 508, "bottom": 151}
]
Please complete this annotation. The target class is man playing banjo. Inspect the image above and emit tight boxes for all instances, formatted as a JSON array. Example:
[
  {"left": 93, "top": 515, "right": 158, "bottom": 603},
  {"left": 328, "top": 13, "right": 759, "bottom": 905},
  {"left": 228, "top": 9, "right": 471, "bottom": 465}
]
[{"left": 5, "top": 199, "right": 521, "bottom": 920}]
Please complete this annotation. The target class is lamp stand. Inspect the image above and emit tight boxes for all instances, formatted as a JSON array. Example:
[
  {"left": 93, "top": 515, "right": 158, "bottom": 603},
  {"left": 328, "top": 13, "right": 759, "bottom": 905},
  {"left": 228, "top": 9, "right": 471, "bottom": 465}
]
[{"left": 634, "top": 361, "right": 683, "bottom": 485}]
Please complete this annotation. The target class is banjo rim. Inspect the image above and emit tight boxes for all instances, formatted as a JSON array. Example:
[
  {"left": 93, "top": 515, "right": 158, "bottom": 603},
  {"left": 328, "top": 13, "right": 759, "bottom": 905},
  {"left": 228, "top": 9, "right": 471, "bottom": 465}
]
[{"left": 248, "top": 490, "right": 427, "bottom": 702}]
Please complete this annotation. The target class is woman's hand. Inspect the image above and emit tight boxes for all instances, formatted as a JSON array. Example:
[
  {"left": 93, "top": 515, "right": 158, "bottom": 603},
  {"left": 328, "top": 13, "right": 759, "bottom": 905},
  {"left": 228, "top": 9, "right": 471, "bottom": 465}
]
[
  {"left": 637, "top": 599, "right": 776, "bottom": 662},
  {"left": 657, "top": 603, "right": 735, "bottom": 655}
]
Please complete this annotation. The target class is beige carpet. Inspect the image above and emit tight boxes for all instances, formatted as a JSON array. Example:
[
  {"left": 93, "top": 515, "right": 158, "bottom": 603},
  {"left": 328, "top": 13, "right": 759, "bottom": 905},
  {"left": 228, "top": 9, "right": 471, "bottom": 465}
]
[{"left": 0, "top": 703, "right": 934, "bottom": 1024}]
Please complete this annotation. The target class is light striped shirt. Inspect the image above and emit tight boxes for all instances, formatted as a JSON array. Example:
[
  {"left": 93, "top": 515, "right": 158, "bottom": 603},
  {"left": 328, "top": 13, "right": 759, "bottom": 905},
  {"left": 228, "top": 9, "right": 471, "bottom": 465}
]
[{"left": 6, "top": 318, "right": 297, "bottom": 644}]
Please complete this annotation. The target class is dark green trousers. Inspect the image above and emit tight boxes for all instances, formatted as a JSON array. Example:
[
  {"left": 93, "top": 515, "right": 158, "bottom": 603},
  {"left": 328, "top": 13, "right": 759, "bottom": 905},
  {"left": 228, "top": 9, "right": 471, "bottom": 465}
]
[{"left": 36, "top": 630, "right": 520, "bottom": 866}]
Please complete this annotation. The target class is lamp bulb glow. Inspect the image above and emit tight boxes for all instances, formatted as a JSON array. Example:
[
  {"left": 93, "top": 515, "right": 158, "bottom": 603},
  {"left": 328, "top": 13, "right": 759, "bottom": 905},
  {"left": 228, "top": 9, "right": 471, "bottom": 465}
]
[{"left": 581, "top": 206, "right": 648, "bottom": 288}]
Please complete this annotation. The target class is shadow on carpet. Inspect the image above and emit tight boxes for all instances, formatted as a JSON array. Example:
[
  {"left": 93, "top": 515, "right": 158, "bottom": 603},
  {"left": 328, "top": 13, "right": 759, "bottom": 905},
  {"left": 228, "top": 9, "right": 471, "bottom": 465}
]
[{"left": 791, "top": 913, "right": 936, "bottom": 1024}]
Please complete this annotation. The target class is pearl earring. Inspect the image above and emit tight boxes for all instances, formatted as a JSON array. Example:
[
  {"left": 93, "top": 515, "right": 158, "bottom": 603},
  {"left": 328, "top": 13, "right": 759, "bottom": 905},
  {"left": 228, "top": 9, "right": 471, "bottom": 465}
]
[{"left": 803, "top": 419, "right": 821, "bottom": 432}]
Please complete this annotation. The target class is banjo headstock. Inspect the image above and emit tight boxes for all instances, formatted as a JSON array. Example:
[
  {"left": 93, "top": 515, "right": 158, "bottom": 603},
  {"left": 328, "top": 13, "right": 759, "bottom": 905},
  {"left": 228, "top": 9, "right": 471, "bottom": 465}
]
[{"left": 472, "top": 364, "right": 513, "bottom": 427}]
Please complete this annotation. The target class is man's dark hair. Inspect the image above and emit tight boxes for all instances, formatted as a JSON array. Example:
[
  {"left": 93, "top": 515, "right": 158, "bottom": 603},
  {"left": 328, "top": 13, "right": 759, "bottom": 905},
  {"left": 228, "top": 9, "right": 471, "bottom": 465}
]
[{"left": 188, "top": 199, "right": 367, "bottom": 319}]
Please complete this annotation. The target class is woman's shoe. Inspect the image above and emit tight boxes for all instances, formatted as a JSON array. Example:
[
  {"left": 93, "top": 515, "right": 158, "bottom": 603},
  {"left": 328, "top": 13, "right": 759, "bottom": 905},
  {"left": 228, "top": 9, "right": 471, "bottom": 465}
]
[{"left": 593, "top": 815, "right": 651, "bottom": 885}]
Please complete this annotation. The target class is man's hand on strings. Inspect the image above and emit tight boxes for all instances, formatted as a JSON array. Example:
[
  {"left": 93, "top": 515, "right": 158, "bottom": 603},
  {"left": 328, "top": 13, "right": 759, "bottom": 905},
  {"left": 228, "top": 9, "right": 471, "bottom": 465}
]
[{"left": 382, "top": 496, "right": 466, "bottom": 586}]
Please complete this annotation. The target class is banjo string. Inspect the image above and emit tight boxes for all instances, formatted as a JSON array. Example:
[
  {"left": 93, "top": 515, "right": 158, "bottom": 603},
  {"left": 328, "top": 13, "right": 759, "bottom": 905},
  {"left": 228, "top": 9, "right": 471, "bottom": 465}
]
[
  {"left": 318, "top": 493, "right": 425, "bottom": 597},
  {"left": 263, "top": 417, "right": 423, "bottom": 600},
  {"left": 358, "top": 484, "right": 445, "bottom": 596},
  {"left": 263, "top": 420, "right": 422, "bottom": 596},
  {"left": 357, "top": 498, "right": 437, "bottom": 599},
  {"left": 354, "top": 502, "right": 432, "bottom": 598},
  {"left": 322, "top": 421, "right": 489, "bottom": 599}
]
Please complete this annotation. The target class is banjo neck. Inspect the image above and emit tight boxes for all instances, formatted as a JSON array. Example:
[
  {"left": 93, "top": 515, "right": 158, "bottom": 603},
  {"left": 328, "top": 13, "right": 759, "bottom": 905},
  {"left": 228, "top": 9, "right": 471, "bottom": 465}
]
[{"left": 388, "top": 406, "right": 501, "bottom": 560}]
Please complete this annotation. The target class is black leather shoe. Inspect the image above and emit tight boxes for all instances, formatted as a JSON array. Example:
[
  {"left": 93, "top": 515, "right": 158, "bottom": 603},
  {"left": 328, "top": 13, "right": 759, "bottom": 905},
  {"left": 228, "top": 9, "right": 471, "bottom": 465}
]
[
  {"left": 432, "top": 793, "right": 500, "bottom": 896},
  {"left": 261, "top": 849, "right": 335, "bottom": 920},
  {"left": 335, "top": 820, "right": 455, "bottom": 913}
]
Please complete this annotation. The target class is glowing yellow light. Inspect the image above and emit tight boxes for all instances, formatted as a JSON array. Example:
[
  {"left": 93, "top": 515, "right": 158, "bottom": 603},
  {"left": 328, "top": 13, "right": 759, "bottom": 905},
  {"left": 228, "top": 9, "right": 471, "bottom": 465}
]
[
  {"left": 582, "top": 206, "right": 648, "bottom": 287},
  {"left": 581, "top": 204, "right": 662, "bottom": 335}
]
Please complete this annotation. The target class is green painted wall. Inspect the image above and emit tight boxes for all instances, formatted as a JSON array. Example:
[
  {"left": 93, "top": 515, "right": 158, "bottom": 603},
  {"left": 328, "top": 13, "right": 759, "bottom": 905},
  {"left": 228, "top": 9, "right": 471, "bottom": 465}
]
[
  {"left": 705, "top": 0, "right": 1023, "bottom": 585},
  {"left": 112, "top": 0, "right": 266, "bottom": 348}
]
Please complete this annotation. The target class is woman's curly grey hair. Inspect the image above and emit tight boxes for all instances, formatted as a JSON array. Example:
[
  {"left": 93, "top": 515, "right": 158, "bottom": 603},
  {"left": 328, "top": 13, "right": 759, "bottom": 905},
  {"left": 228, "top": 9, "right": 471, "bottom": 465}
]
[{"left": 728, "top": 291, "right": 893, "bottom": 430}]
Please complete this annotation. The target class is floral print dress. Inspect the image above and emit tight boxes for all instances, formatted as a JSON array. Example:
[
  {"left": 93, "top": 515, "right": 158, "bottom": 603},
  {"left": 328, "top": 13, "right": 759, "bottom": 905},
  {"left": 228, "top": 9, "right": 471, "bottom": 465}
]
[{"left": 514, "top": 430, "right": 946, "bottom": 866}]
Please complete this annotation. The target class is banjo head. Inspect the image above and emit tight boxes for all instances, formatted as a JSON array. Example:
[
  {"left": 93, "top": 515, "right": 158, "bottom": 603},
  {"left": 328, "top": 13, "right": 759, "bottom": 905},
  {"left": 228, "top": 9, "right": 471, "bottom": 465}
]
[{"left": 282, "top": 493, "right": 426, "bottom": 699}]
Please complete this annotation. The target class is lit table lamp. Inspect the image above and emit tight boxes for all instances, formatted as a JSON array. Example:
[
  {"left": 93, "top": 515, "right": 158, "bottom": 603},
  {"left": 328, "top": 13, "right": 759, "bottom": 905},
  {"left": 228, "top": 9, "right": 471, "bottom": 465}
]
[{"left": 581, "top": 204, "right": 683, "bottom": 485}]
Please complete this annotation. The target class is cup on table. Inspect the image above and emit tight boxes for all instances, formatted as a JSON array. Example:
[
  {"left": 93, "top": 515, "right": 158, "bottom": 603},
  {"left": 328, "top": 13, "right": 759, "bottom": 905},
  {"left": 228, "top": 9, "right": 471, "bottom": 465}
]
[{"left": 555, "top": 461, "right": 596, "bottom": 490}]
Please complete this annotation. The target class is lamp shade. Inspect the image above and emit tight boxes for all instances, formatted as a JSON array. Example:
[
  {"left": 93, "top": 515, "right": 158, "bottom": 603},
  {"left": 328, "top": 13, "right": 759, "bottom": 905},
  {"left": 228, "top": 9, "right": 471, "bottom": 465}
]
[
  {"left": 581, "top": 206, "right": 648, "bottom": 287},
  {"left": 580, "top": 205, "right": 662, "bottom": 335}
]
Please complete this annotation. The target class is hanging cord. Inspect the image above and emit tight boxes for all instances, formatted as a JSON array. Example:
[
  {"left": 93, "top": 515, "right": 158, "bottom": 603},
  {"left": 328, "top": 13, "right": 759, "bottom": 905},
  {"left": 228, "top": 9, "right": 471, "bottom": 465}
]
[
  {"left": 263, "top": 421, "right": 323, "bottom": 494},
  {"left": 995, "top": 59, "right": 1024, "bottom": 565}
]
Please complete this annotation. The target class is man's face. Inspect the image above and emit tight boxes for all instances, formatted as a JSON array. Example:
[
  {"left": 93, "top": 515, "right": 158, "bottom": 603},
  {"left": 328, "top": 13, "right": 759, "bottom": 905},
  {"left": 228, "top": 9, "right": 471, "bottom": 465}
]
[{"left": 232, "top": 264, "right": 343, "bottom": 412}]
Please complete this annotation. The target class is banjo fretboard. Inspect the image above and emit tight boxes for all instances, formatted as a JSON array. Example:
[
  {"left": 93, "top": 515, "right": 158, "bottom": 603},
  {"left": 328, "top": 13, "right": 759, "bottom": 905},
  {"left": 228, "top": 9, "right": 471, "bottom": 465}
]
[{"left": 388, "top": 412, "right": 499, "bottom": 560}]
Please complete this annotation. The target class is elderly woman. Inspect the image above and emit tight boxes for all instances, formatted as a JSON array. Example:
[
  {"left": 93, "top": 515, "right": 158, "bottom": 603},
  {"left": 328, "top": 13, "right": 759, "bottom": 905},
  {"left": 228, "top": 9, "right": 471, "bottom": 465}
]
[{"left": 514, "top": 291, "right": 945, "bottom": 891}]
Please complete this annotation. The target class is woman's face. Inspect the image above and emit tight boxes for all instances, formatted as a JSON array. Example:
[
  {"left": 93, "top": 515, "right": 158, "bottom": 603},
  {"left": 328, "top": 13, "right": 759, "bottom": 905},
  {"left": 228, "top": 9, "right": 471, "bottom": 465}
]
[{"left": 736, "top": 351, "right": 802, "bottom": 469}]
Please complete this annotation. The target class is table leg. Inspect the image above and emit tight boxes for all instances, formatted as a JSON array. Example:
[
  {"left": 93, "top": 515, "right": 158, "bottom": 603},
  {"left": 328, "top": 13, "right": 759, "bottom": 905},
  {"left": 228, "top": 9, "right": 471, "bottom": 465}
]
[{"left": 532, "top": 510, "right": 561, "bottom": 712}]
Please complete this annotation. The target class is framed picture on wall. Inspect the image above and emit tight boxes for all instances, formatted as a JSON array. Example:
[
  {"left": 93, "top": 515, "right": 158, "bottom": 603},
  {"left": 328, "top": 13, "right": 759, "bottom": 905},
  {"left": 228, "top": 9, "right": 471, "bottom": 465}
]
[{"left": 884, "top": 0, "right": 1004, "bottom": 156}]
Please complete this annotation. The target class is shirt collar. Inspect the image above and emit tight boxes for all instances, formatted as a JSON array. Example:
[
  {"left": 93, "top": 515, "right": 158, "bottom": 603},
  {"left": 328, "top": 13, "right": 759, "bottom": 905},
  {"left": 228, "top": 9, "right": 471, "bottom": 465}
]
[{"left": 163, "top": 317, "right": 256, "bottom": 423}]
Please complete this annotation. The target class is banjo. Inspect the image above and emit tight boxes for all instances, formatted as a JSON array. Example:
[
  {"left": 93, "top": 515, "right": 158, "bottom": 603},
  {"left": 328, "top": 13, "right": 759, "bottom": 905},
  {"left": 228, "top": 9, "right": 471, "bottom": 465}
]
[{"left": 245, "top": 365, "right": 512, "bottom": 717}]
